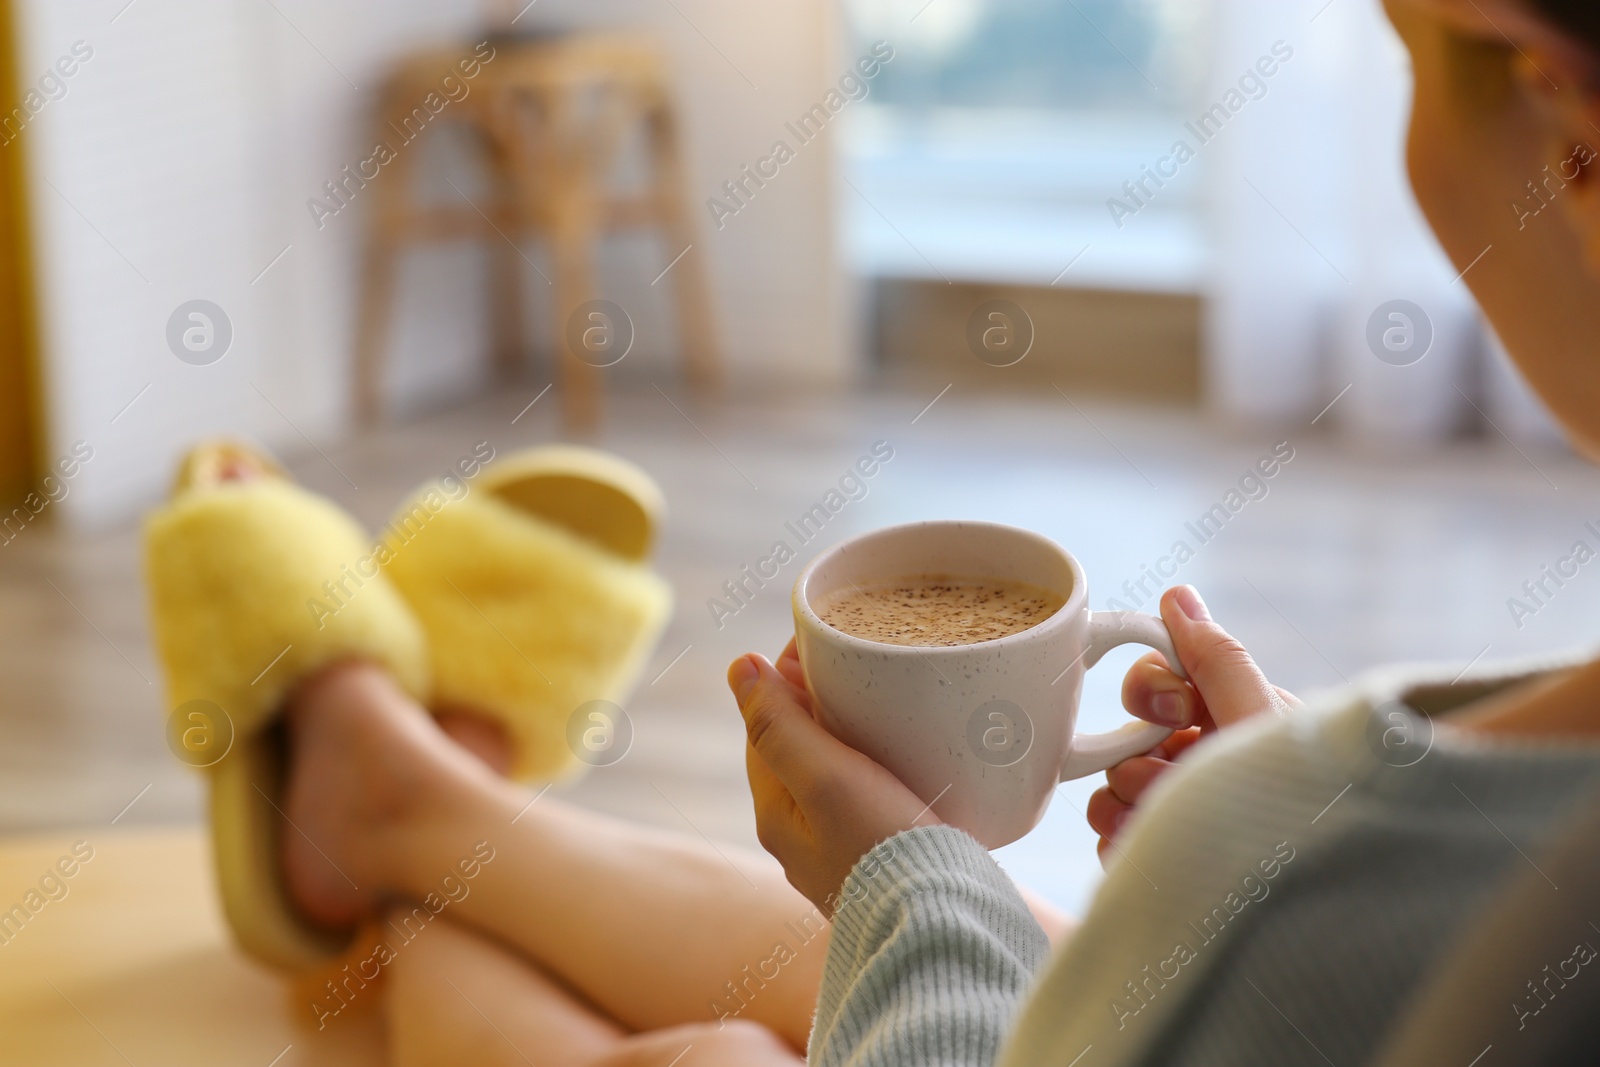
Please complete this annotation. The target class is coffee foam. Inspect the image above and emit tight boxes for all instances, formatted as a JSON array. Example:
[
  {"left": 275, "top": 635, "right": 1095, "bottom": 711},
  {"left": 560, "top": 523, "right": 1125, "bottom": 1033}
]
[{"left": 816, "top": 575, "right": 1064, "bottom": 647}]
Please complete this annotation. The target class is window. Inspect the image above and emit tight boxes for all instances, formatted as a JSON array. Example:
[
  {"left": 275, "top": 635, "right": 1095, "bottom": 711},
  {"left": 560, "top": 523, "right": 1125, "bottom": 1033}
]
[
  {"left": 843, "top": 0, "right": 1212, "bottom": 289},
  {"left": 849, "top": 0, "right": 1204, "bottom": 112}
]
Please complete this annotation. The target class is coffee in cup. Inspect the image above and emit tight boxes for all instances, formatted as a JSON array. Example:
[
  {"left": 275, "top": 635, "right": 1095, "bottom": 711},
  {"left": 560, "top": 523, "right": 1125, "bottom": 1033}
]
[{"left": 813, "top": 576, "right": 1066, "bottom": 647}]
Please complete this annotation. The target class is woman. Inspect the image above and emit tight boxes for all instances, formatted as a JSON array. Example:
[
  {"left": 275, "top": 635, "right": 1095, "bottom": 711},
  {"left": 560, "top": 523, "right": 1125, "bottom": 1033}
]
[{"left": 277, "top": 0, "right": 1600, "bottom": 1063}]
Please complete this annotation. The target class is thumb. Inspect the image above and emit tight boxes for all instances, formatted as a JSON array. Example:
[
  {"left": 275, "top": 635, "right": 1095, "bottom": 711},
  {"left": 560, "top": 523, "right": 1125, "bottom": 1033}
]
[
  {"left": 1159, "top": 586, "right": 1289, "bottom": 727},
  {"left": 728, "top": 653, "right": 852, "bottom": 801}
]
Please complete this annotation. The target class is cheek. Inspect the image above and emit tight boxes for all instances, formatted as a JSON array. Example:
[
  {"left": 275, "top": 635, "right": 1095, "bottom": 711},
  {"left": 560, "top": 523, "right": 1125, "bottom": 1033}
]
[{"left": 1399, "top": 88, "right": 1451, "bottom": 219}]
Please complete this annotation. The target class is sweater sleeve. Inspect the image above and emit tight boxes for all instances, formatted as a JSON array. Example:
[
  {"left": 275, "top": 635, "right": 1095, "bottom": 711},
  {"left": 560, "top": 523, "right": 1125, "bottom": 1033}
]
[{"left": 809, "top": 825, "right": 1052, "bottom": 1067}]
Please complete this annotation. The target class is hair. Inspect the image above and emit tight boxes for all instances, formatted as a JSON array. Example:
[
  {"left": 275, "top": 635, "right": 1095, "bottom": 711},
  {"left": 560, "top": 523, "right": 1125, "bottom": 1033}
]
[{"left": 1535, "top": 1, "right": 1600, "bottom": 53}]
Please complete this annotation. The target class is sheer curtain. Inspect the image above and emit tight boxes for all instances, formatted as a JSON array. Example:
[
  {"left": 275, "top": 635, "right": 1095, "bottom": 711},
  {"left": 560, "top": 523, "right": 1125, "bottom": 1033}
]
[{"left": 1204, "top": 0, "right": 1564, "bottom": 449}]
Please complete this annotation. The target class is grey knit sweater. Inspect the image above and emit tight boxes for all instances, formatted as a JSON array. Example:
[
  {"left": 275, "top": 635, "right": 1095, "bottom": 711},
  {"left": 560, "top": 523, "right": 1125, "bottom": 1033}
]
[{"left": 810, "top": 658, "right": 1600, "bottom": 1067}]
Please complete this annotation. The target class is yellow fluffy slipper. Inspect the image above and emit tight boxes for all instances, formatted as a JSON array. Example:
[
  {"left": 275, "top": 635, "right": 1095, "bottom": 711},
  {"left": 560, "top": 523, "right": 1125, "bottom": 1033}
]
[
  {"left": 144, "top": 441, "right": 430, "bottom": 971},
  {"left": 378, "top": 445, "right": 673, "bottom": 781}
]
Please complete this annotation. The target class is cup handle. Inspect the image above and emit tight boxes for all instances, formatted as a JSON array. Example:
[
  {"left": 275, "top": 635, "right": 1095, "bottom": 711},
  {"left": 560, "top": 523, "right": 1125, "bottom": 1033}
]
[{"left": 1058, "top": 610, "right": 1188, "bottom": 782}]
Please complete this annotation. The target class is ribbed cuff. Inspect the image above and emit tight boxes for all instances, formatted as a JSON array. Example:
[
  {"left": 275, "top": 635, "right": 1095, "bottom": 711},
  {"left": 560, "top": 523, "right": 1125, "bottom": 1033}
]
[
  {"left": 827, "top": 825, "right": 1026, "bottom": 949},
  {"left": 811, "top": 825, "right": 1050, "bottom": 1067}
]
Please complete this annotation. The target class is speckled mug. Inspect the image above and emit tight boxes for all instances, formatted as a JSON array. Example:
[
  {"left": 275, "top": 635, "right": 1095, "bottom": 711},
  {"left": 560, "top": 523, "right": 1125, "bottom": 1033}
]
[{"left": 792, "top": 520, "right": 1184, "bottom": 848}]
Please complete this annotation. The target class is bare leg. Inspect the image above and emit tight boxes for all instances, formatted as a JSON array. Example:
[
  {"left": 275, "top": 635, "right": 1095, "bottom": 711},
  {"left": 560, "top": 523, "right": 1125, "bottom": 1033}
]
[
  {"left": 284, "top": 662, "right": 829, "bottom": 1049},
  {"left": 387, "top": 909, "right": 802, "bottom": 1067}
]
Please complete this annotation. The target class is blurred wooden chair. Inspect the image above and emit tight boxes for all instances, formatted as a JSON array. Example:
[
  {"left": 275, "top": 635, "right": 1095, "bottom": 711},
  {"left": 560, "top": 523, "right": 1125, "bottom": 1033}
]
[{"left": 353, "top": 33, "right": 719, "bottom": 430}]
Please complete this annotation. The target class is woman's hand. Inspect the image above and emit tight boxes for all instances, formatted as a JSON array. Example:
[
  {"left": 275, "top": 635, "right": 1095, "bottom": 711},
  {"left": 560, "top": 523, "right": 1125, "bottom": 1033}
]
[
  {"left": 728, "top": 640, "right": 937, "bottom": 917},
  {"left": 1087, "top": 585, "right": 1299, "bottom": 864}
]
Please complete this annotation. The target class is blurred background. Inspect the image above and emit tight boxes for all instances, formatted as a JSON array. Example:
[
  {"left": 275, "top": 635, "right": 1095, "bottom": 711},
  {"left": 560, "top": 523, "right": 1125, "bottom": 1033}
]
[{"left": 2, "top": 0, "right": 1596, "bottom": 928}]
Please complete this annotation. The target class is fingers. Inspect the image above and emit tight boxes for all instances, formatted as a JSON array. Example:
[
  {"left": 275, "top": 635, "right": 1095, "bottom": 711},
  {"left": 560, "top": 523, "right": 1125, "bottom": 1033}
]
[
  {"left": 1121, "top": 653, "right": 1202, "bottom": 729},
  {"left": 1152, "top": 725, "right": 1206, "bottom": 762},
  {"left": 1088, "top": 753, "right": 1182, "bottom": 864},
  {"left": 1159, "top": 586, "right": 1293, "bottom": 728},
  {"left": 727, "top": 654, "right": 849, "bottom": 801},
  {"left": 1088, "top": 732, "right": 1200, "bottom": 845},
  {"left": 1098, "top": 594, "right": 1277, "bottom": 870},
  {"left": 1104, "top": 753, "right": 1177, "bottom": 806},
  {"left": 1086, "top": 783, "right": 1132, "bottom": 841}
]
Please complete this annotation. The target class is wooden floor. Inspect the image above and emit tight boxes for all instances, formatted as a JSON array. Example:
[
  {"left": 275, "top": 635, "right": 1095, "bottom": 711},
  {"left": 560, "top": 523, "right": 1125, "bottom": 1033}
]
[{"left": 3, "top": 384, "right": 1599, "bottom": 913}]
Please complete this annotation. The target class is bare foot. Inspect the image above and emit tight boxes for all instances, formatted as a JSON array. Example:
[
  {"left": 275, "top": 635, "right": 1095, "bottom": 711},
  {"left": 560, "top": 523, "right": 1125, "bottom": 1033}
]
[{"left": 280, "top": 661, "right": 488, "bottom": 929}]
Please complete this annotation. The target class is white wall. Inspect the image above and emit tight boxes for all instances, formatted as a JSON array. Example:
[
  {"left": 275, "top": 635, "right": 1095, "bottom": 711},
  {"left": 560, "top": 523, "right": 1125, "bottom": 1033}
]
[{"left": 17, "top": 0, "right": 851, "bottom": 525}]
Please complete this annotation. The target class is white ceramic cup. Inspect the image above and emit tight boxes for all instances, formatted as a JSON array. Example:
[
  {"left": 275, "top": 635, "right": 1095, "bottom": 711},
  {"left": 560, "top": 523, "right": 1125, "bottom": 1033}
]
[{"left": 792, "top": 520, "right": 1185, "bottom": 849}]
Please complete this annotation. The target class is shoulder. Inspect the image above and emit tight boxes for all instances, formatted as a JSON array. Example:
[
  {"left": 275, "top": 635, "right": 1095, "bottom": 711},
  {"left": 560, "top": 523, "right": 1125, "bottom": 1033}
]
[{"left": 1127, "top": 649, "right": 1588, "bottom": 856}]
